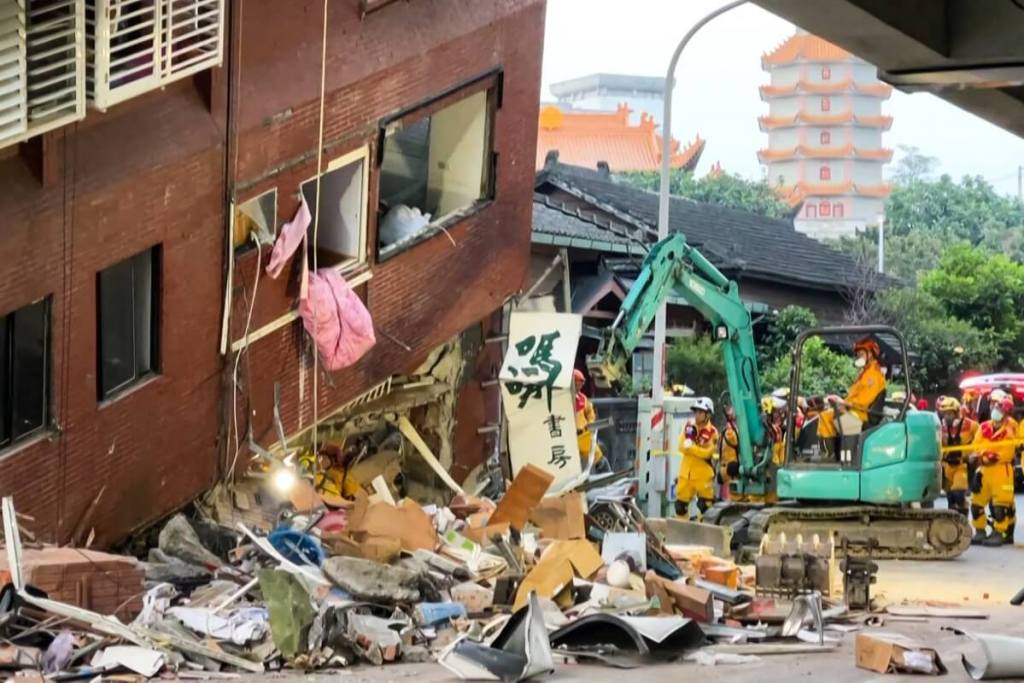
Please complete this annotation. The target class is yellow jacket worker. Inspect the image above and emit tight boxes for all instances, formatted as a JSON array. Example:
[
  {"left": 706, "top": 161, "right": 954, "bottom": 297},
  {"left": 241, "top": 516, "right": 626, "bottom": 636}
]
[
  {"left": 938, "top": 396, "right": 978, "bottom": 517},
  {"left": 573, "top": 369, "right": 603, "bottom": 464},
  {"left": 817, "top": 338, "right": 887, "bottom": 440},
  {"left": 675, "top": 397, "right": 719, "bottom": 520},
  {"left": 970, "top": 397, "right": 1018, "bottom": 546}
]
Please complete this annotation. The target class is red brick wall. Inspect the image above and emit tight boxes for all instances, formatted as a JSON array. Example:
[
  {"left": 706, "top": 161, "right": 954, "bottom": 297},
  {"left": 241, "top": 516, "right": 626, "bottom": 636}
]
[
  {"left": 228, "top": 0, "right": 544, "bottom": 452},
  {"left": 0, "top": 0, "right": 545, "bottom": 544}
]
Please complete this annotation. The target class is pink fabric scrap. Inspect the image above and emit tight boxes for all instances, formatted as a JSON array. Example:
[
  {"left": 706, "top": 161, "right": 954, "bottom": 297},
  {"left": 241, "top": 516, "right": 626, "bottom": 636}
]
[
  {"left": 266, "top": 197, "right": 311, "bottom": 279},
  {"left": 298, "top": 268, "right": 376, "bottom": 371}
]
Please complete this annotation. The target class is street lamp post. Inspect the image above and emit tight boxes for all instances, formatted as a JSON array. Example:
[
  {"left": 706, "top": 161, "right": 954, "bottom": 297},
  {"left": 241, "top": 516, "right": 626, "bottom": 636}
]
[
  {"left": 877, "top": 213, "right": 885, "bottom": 274},
  {"left": 648, "top": 0, "right": 747, "bottom": 516}
]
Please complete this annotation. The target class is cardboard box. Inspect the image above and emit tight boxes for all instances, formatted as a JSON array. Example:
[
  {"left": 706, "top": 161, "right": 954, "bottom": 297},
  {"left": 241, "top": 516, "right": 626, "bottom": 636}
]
[
  {"left": 528, "top": 493, "right": 586, "bottom": 540},
  {"left": 855, "top": 633, "right": 946, "bottom": 675},
  {"left": 348, "top": 494, "right": 437, "bottom": 551},
  {"left": 514, "top": 539, "right": 603, "bottom": 609},
  {"left": 644, "top": 571, "right": 714, "bottom": 622},
  {"left": 489, "top": 464, "right": 554, "bottom": 529}
]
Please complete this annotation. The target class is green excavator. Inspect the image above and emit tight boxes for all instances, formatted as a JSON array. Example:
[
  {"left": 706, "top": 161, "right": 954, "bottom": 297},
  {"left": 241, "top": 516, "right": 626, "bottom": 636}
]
[{"left": 587, "top": 233, "right": 973, "bottom": 560}]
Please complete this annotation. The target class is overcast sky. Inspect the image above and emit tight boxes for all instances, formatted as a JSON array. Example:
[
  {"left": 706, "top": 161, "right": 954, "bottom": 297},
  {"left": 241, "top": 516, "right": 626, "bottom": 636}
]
[{"left": 541, "top": 0, "right": 1024, "bottom": 196}]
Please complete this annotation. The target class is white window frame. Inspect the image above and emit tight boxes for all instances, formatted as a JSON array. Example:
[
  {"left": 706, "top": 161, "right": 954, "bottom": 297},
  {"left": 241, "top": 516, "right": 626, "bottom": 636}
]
[
  {"left": 86, "top": 0, "right": 224, "bottom": 111},
  {"left": 300, "top": 145, "right": 371, "bottom": 275},
  {"left": 0, "top": 0, "right": 86, "bottom": 150}
]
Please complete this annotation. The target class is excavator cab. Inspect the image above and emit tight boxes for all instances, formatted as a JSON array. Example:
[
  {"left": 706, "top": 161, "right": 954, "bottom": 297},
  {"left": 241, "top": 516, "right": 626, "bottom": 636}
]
[{"left": 778, "top": 326, "right": 941, "bottom": 504}]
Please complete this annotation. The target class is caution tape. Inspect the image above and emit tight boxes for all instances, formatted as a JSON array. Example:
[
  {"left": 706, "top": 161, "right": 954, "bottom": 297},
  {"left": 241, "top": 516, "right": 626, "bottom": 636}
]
[{"left": 941, "top": 437, "right": 1024, "bottom": 453}]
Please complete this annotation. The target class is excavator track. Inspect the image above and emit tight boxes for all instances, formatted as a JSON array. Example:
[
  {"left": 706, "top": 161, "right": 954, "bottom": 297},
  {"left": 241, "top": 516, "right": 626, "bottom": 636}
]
[{"left": 706, "top": 503, "right": 973, "bottom": 560}]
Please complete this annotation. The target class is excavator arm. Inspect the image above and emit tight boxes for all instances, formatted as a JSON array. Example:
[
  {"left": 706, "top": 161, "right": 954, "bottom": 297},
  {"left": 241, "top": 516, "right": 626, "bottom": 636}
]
[{"left": 587, "top": 234, "right": 772, "bottom": 493}]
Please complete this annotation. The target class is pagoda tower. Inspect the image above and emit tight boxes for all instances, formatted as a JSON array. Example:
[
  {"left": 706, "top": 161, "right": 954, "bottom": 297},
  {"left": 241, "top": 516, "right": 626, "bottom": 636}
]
[{"left": 758, "top": 30, "right": 893, "bottom": 240}]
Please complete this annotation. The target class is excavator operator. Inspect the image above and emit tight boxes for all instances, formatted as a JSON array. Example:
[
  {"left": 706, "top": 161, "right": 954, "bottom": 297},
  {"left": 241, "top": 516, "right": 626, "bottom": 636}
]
[
  {"left": 816, "top": 337, "right": 887, "bottom": 442},
  {"left": 970, "top": 397, "right": 1018, "bottom": 546},
  {"left": 675, "top": 397, "right": 719, "bottom": 521}
]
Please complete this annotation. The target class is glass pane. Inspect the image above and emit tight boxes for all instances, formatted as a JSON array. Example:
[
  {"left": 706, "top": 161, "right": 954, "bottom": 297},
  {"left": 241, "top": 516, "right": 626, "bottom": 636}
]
[
  {"left": 133, "top": 250, "right": 153, "bottom": 376},
  {"left": 303, "top": 159, "right": 364, "bottom": 266},
  {"left": 0, "top": 314, "right": 9, "bottom": 445},
  {"left": 379, "top": 117, "right": 431, "bottom": 216},
  {"left": 99, "top": 258, "right": 137, "bottom": 396},
  {"left": 427, "top": 90, "right": 489, "bottom": 217},
  {"left": 11, "top": 300, "right": 47, "bottom": 439}
]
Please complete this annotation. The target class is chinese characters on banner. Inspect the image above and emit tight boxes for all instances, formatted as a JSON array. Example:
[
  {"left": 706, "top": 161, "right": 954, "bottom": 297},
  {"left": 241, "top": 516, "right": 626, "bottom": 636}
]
[{"left": 499, "top": 313, "right": 583, "bottom": 489}]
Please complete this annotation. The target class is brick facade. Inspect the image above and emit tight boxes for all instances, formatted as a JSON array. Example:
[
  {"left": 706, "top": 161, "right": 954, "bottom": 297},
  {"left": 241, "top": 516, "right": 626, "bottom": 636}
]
[{"left": 0, "top": 0, "right": 544, "bottom": 545}]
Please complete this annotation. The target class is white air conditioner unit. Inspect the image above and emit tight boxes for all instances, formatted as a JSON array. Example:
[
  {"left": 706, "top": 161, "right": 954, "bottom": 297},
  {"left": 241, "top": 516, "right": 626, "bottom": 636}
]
[
  {"left": 86, "top": 0, "right": 222, "bottom": 111},
  {"left": 0, "top": 0, "right": 86, "bottom": 150}
]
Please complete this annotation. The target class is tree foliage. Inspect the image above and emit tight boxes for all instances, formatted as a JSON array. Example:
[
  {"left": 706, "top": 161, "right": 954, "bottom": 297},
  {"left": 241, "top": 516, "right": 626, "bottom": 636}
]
[
  {"left": 889, "top": 145, "right": 939, "bottom": 185},
  {"left": 761, "top": 337, "right": 858, "bottom": 397},
  {"left": 617, "top": 169, "right": 791, "bottom": 219},
  {"left": 758, "top": 305, "right": 818, "bottom": 369},
  {"left": 666, "top": 335, "right": 727, "bottom": 402},
  {"left": 867, "top": 287, "right": 1000, "bottom": 394},
  {"left": 886, "top": 174, "right": 1024, "bottom": 244}
]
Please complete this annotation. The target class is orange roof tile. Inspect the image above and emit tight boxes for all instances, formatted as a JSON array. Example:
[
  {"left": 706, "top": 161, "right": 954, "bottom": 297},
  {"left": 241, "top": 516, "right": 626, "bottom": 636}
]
[
  {"left": 758, "top": 111, "right": 893, "bottom": 131},
  {"left": 758, "top": 144, "right": 893, "bottom": 162},
  {"left": 536, "top": 104, "right": 705, "bottom": 172},
  {"left": 778, "top": 180, "right": 893, "bottom": 206},
  {"left": 759, "top": 79, "right": 893, "bottom": 99},
  {"left": 706, "top": 161, "right": 724, "bottom": 178},
  {"left": 762, "top": 32, "right": 851, "bottom": 67}
]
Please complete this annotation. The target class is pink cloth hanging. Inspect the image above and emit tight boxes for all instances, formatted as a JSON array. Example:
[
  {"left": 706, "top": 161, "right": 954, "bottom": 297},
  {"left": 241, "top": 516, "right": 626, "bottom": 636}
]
[
  {"left": 266, "top": 197, "right": 311, "bottom": 279},
  {"left": 298, "top": 268, "right": 376, "bottom": 371}
]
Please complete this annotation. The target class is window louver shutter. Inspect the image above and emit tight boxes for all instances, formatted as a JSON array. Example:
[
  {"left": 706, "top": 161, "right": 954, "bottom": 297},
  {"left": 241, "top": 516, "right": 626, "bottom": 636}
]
[
  {"left": 87, "top": 0, "right": 221, "bottom": 110},
  {"left": 0, "top": 0, "right": 84, "bottom": 150},
  {"left": 0, "top": 1, "right": 28, "bottom": 145},
  {"left": 26, "top": 0, "right": 84, "bottom": 127}
]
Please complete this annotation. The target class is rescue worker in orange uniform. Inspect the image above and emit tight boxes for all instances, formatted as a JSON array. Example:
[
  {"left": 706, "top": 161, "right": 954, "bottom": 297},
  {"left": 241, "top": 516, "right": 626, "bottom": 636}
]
[
  {"left": 718, "top": 406, "right": 744, "bottom": 501},
  {"left": 573, "top": 369, "right": 603, "bottom": 466},
  {"left": 817, "top": 338, "right": 887, "bottom": 441},
  {"left": 970, "top": 397, "right": 1018, "bottom": 546},
  {"left": 675, "top": 397, "right": 719, "bottom": 520},
  {"left": 938, "top": 397, "right": 978, "bottom": 518}
]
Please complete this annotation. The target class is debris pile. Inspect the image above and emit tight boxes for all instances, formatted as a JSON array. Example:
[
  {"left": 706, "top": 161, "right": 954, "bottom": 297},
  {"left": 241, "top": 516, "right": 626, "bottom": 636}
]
[{"left": 0, "top": 461, "right": 1004, "bottom": 680}]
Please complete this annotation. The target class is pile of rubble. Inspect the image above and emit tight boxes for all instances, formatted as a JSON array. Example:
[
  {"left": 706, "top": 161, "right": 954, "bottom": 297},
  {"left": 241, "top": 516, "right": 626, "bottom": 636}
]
[{"left": 0, "top": 463, "right": 1020, "bottom": 681}]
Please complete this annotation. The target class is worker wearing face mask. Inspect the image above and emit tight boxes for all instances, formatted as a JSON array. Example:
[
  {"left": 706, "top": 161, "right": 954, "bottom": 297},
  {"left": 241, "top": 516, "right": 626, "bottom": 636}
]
[
  {"left": 970, "top": 397, "right": 1018, "bottom": 546},
  {"left": 816, "top": 338, "right": 887, "bottom": 440},
  {"left": 676, "top": 397, "right": 719, "bottom": 520},
  {"left": 938, "top": 397, "right": 978, "bottom": 518}
]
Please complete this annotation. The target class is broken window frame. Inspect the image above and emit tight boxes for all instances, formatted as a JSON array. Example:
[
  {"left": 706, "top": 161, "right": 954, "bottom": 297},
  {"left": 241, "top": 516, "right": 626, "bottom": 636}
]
[
  {"left": 0, "top": 297, "right": 51, "bottom": 451},
  {"left": 375, "top": 69, "right": 501, "bottom": 262},
  {"left": 300, "top": 145, "right": 371, "bottom": 275},
  {"left": 232, "top": 188, "right": 278, "bottom": 255},
  {"left": 97, "top": 246, "right": 161, "bottom": 401}
]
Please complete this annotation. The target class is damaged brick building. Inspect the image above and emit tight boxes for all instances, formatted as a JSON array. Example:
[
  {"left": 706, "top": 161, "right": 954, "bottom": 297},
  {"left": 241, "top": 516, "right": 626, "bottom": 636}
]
[{"left": 0, "top": 0, "right": 545, "bottom": 544}]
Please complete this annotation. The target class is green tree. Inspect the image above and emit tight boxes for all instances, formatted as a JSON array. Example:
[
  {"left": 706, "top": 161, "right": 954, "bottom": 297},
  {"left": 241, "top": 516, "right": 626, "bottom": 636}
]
[
  {"left": 920, "top": 244, "right": 1024, "bottom": 368},
  {"left": 868, "top": 287, "right": 1001, "bottom": 393},
  {"left": 759, "top": 305, "right": 817, "bottom": 369},
  {"left": 666, "top": 335, "right": 727, "bottom": 401},
  {"left": 761, "top": 337, "right": 858, "bottom": 397},
  {"left": 830, "top": 228, "right": 952, "bottom": 283},
  {"left": 885, "top": 174, "right": 1024, "bottom": 244},
  {"left": 617, "top": 169, "right": 791, "bottom": 219}
]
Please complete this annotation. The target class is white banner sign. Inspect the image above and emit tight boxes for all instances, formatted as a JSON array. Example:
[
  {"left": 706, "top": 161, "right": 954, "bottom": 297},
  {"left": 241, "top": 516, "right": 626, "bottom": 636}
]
[{"left": 500, "top": 312, "right": 584, "bottom": 488}]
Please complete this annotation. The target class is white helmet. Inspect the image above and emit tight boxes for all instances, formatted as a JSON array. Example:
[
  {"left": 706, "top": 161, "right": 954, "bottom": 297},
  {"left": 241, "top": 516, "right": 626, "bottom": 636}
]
[
  {"left": 693, "top": 397, "right": 714, "bottom": 415},
  {"left": 991, "top": 389, "right": 1009, "bottom": 403}
]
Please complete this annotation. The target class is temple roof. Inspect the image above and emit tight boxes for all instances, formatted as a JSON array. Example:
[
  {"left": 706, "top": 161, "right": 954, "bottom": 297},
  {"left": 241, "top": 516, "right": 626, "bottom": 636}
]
[
  {"left": 780, "top": 180, "right": 893, "bottom": 206},
  {"left": 758, "top": 111, "right": 893, "bottom": 130},
  {"left": 762, "top": 32, "right": 853, "bottom": 67},
  {"left": 758, "top": 144, "right": 894, "bottom": 162},
  {"left": 536, "top": 104, "right": 705, "bottom": 172},
  {"left": 760, "top": 79, "right": 892, "bottom": 99}
]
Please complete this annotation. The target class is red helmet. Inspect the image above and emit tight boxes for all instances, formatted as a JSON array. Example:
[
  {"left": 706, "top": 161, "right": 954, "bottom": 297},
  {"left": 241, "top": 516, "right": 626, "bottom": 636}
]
[
  {"left": 573, "top": 368, "right": 586, "bottom": 383},
  {"left": 853, "top": 337, "right": 881, "bottom": 359},
  {"left": 996, "top": 397, "right": 1014, "bottom": 415}
]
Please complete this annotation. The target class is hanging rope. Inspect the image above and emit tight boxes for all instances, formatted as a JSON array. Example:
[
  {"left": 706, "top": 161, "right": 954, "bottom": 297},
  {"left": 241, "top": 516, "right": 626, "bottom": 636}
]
[{"left": 309, "top": 0, "right": 331, "bottom": 458}]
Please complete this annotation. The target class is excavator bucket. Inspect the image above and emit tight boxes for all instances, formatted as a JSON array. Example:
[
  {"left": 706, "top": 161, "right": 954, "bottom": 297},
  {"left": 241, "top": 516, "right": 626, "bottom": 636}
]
[{"left": 586, "top": 354, "right": 624, "bottom": 390}]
